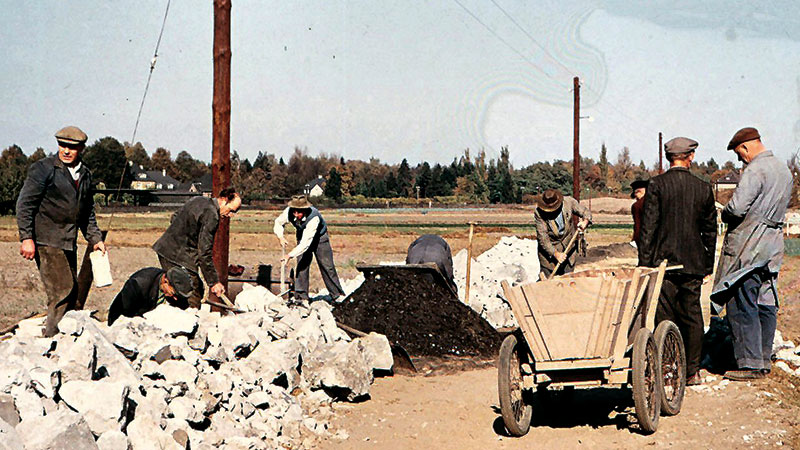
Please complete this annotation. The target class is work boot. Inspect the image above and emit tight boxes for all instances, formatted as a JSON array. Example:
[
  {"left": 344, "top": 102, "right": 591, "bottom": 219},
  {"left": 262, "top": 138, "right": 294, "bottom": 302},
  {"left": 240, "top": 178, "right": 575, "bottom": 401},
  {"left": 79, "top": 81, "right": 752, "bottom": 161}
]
[
  {"left": 686, "top": 372, "right": 702, "bottom": 386},
  {"left": 723, "top": 369, "right": 765, "bottom": 381}
]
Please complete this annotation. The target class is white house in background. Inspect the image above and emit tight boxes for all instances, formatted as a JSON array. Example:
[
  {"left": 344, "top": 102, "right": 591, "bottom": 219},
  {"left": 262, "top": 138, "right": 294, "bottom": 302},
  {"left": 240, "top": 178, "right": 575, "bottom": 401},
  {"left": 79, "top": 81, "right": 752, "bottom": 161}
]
[
  {"left": 304, "top": 175, "right": 326, "bottom": 198},
  {"left": 128, "top": 162, "right": 179, "bottom": 191},
  {"left": 714, "top": 171, "right": 740, "bottom": 191}
]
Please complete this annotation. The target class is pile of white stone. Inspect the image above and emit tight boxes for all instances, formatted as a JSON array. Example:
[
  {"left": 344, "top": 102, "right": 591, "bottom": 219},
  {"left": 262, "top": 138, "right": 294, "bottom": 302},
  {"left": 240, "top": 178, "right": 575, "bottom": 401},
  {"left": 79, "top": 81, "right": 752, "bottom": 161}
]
[
  {"left": 771, "top": 330, "right": 800, "bottom": 378},
  {"left": 0, "top": 285, "right": 392, "bottom": 450},
  {"left": 453, "top": 236, "right": 540, "bottom": 329}
]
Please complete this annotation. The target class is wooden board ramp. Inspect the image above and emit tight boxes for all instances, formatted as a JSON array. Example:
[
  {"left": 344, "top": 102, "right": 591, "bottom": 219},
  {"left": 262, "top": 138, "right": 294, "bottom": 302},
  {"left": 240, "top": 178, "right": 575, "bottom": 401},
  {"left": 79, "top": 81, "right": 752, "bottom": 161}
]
[{"left": 502, "top": 265, "right": 666, "bottom": 365}]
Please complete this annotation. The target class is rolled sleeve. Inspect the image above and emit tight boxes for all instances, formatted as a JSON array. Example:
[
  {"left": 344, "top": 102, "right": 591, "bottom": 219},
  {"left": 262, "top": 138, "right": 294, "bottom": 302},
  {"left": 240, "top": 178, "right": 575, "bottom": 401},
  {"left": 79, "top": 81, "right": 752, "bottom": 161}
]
[
  {"left": 273, "top": 207, "right": 290, "bottom": 238},
  {"left": 288, "top": 216, "right": 319, "bottom": 258}
]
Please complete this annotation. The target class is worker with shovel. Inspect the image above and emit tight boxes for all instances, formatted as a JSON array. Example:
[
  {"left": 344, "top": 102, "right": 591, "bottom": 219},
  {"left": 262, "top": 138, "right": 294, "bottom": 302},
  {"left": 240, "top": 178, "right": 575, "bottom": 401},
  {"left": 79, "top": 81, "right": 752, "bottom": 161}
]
[
  {"left": 534, "top": 189, "right": 591, "bottom": 278},
  {"left": 274, "top": 194, "right": 344, "bottom": 303},
  {"left": 153, "top": 187, "right": 241, "bottom": 307},
  {"left": 16, "top": 126, "right": 106, "bottom": 337},
  {"left": 107, "top": 266, "right": 194, "bottom": 325}
]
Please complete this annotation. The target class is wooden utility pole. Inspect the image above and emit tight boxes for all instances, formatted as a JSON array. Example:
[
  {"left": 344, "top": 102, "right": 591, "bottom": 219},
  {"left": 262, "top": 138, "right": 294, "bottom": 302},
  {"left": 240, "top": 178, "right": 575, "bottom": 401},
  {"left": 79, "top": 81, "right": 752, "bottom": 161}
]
[
  {"left": 658, "top": 132, "right": 663, "bottom": 174},
  {"left": 211, "top": 0, "right": 232, "bottom": 305},
  {"left": 573, "top": 76, "right": 580, "bottom": 201}
]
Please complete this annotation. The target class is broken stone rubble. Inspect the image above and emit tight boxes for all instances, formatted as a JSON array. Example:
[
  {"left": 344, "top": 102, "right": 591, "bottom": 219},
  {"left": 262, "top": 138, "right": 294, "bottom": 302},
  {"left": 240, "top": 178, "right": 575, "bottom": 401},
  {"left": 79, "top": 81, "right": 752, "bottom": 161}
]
[{"left": 0, "top": 293, "right": 393, "bottom": 449}]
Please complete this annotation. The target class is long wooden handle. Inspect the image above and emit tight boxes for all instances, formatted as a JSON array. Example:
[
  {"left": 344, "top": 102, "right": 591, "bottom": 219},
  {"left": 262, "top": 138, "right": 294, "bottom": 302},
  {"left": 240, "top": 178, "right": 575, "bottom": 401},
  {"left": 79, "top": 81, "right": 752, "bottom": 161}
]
[
  {"left": 548, "top": 230, "right": 581, "bottom": 280},
  {"left": 465, "top": 223, "right": 475, "bottom": 305},
  {"left": 280, "top": 245, "right": 286, "bottom": 292}
]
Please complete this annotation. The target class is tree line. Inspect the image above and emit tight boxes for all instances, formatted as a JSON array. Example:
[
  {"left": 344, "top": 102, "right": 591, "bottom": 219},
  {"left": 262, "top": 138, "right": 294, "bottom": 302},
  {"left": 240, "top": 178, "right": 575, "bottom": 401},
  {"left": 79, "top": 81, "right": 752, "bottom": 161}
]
[{"left": 2, "top": 135, "right": 797, "bottom": 213}]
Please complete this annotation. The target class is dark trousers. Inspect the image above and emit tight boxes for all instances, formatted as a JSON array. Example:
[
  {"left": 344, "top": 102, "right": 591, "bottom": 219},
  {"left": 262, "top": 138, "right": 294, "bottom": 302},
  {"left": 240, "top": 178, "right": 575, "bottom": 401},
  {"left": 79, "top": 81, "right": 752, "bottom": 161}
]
[
  {"left": 656, "top": 273, "right": 704, "bottom": 378},
  {"left": 295, "top": 235, "right": 344, "bottom": 300},
  {"left": 35, "top": 246, "right": 78, "bottom": 337},
  {"left": 726, "top": 270, "right": 778, "bottom": 370},
  {"left": 158, "top": 255, "right": 204, "bottom": 308}
]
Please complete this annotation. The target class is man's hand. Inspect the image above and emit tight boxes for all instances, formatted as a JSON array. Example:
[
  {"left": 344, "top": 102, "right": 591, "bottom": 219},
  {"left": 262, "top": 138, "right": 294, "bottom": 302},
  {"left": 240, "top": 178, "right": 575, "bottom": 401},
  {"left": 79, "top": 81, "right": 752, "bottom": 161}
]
[
  {"left": 578, "top": 218, "right": 590, "bottom": 231},
  {"left": 554, "top": 251, "right": 567, "bottom": 264},
  {"left": 20, "top": 239, "right": 35, "bottom": 260},
  {"left": 210, "top": 282, "right": 225, "bottom": 297},
  {"left": 281, "top": 255, "right": 293, "bottom": 265},
  {"left": 93, "top": 241, "right": 107, "bottom": 254},
  {"left": 703, "top": 274, "right": 713, "bottom": 285},
  {"left": 278, "top": 236, "right": 289, "bottom": 248}
]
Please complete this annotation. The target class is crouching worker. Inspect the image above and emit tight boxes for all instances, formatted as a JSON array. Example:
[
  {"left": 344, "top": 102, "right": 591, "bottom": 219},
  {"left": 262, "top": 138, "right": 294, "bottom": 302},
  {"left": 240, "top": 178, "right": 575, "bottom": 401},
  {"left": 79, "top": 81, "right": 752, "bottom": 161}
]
[
  {"left": 406, "top": 234, "right": 457, "bottom": 293},
  {"left": 274, "top": 195, "right": 345, "bottom": 302},
  {"left": 107, "top": 267, "right": 194, "bottom": 325},
  {"left": 534, "top": 189, "right": 591, "bottom": 278}
]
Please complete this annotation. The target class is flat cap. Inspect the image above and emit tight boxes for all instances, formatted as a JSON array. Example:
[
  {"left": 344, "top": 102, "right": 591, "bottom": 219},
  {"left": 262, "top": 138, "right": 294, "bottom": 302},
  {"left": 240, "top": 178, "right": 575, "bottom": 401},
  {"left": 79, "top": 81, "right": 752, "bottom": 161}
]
[
  {"left": 54, "top": 126, "right": 88, "bottom": 145},
  {"left": 664, "top": 137, "right": 698, "bottom": 154},
  {"left": 727, "top": 127, "right": 760, "bottom": 150},
  {"left": 166, "top": 267, "right": 194, "bottom": 299}
]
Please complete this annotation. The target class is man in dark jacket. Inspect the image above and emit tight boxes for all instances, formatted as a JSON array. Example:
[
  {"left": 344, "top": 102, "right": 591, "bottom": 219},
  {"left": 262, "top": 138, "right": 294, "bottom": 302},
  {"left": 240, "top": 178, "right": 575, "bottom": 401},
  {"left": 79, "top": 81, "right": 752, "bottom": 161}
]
[
  {"left": 534, "top": 189, "right": 591, "bottom": 278},
  {"left": 107, "top": 266, "right": 194, "bottom": 325},
  {"left": 406, "top": 234, "right": 457, "bottom": 292},
  {"left": 638, "top": 136, "right": 718, "bottom": 385},
  {"left": 630, "top": 179, "right": 649, "bottom": 247},
  {"left": 274, "top": 195, "right": 344, "bottom": 302},
  {"left": 152, "top": 188, "right": 241, "bottom": 307},
  {"left": 16, "top": 126, "right": 106, "bottom": 337}
]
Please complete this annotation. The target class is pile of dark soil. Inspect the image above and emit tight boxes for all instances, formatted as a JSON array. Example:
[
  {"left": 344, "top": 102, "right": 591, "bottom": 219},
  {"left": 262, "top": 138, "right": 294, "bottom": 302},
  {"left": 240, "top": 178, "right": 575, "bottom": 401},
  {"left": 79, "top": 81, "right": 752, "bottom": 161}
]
[
  {"left": 332, "top": 269, "right": 501, "bottom": 358},
  {"left": 582, "top": 242, "right": 638, "bottom": 264}
]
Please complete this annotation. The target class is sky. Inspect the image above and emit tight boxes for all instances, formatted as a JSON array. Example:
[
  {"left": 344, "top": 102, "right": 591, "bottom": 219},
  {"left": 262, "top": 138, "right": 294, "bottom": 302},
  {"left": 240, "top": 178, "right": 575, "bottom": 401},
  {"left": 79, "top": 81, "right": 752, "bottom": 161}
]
[{"left": 2, "top": 0, "right": 799, "bottom": 169}]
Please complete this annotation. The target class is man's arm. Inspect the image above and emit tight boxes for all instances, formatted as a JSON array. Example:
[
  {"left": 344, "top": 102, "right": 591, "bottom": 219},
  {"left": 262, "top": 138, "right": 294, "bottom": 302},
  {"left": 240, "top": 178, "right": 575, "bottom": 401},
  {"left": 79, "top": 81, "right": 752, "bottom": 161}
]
[
  {"left": 637, "top": 182, "right": 660, "bottom": 267},
  {"left": 534, "top": 210, "right": 557, "bottom": 257},
  {"left": 273, "top": 207, "right": 289, "bottom": 237},
  {"left": 107, "top": 277, "right": 142, "bottom": 325},
  {"left": 699, "top": 184, "right": 718, "bottom": 275},
  {"left": 197, "top": 209, "right": 220, "bottom": 285},
  {"left": 80, "top": 171, "right": 103, "bottom": 248},
  {"left": 722, "top": 167, "right": 762, "bottom": 223},
  {"left": 288, "top": 216, "right": 320, "bottom": 258},
  {"left": 571, "top": 197, "right": 593, "bottom": 224},
  {"left": 16, "top": 161, "right": 49, "bottom": 242}
]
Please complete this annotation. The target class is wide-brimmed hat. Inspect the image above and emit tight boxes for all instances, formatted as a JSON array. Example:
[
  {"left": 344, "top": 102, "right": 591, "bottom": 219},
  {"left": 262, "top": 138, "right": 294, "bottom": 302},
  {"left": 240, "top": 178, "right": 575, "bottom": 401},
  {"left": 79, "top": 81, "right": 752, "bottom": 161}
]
[
  {"left": 288, "top": 194, "right": 312, "bottom": 209},
  {"left": 630, "top": 179, "right": 649, "bottom": 198},
  {"left": 165, "top": 267, "right": 194, "bottom": 299},
  {"left": 537, "top": 189, "right": 563, "bottom": 213}
]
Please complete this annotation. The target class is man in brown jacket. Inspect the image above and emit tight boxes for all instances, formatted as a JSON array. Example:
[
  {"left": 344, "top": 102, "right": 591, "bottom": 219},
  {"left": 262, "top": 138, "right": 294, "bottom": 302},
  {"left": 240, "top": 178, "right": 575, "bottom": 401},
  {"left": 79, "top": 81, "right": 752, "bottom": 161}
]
[{"left": 534, "top": 189, "right": 591, "bottom": 278}]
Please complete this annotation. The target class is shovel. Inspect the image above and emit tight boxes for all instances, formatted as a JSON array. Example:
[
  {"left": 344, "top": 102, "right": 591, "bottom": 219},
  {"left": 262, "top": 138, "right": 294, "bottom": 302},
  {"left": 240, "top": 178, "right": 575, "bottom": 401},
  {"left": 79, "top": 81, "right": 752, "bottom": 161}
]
[
  {"left": 336, "top": 321, "right": 417, "bottom": 374},
  {"left": 540, "top": 230, "right": 582, "bottom": 281}
]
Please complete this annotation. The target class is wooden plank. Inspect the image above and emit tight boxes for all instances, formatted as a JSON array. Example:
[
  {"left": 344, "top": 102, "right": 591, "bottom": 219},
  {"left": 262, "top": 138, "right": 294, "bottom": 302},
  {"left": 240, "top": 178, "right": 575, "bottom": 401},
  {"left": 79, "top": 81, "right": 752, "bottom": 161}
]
[
  {"left": 645, "top": 260, "right": 668, "bottom": 331},
  {"left": 535, "top": 358, "right": 612, "bottom": 371},
  {"left": 603, "top": 279, "right": 631, "bottom": 358},
  {"left": 608, "top": 369, "right": 630, "bottom": 385},
  {"left": 520, "top": 284, "right": 555, "bottom": 360},
  {"left": 625, "top": 271, "right": 655, "bottom": 347},
  {"left": 610, "top": 269, "right": 643, "bottom": 362},
  {"left": 584, "top": 276, "right": 613, "bottom": 357},
  {"left": 610, "top": 356, "right": 631, "bottom": 370},
  {"left": 596, "top": 279, "right": 626, "bottom": 358},
  {"left": 501, "top": 281, "right": 547, "bottom": 361},
  {"left": 591, "top": 279, "right": 616, "bottom": 357}
]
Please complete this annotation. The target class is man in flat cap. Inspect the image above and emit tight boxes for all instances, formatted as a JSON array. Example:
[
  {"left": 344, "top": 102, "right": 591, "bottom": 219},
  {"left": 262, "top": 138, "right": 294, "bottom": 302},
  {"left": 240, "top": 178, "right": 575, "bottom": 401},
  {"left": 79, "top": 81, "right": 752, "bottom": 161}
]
[
  {"left": 712, "top": 127, "right": 792, "bottom": 381},
  {"left": 638, "top": 136, "right": 717, "bottom": 385},
  {"left": 107, "top": 266, "right": 194, "bottom": 325},
  {"left": 16, "top": 126, "right": 106, "bottom": 337},
  {"left": 406, "top": 234, "right": 457, "bottom": 293},
  {"left": 153, "top": 187, "right": 241, "bottom": 307},
  {"left": 630, "top": 178, "right": 649, "bottom": 248},
  {"left": 534, "top": 189, "right": 591, "bottom": 278},
  {"left": 274, "top": 194, "right": 344, "bottom": 302}
]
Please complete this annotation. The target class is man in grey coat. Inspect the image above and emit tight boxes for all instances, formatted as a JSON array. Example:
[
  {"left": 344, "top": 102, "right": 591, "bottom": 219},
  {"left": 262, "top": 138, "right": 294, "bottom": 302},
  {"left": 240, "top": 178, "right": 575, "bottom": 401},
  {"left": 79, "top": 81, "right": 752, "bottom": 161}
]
[
  {"left": 534, "top": 189, "right": 591, "bottom": 278},
  {"left": 153, "top": 188, "right": 241, "bottom": 307},
  {"left": 712, "top": 127, "right": 793, "bottom": 381},
  {"left": 406, "top": 234, "right": 457, "bottom": 292},
  {"left": 16, "top": 126, "right": 106, "bottom": 337}
]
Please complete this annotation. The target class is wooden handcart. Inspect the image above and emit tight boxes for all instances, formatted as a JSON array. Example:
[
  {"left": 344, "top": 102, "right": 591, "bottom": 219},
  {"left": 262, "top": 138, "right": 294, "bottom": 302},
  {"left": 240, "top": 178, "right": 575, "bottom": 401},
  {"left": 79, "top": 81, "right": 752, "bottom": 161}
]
[{"left": 498, "top": 260, "right": 686, "bottom": 435}]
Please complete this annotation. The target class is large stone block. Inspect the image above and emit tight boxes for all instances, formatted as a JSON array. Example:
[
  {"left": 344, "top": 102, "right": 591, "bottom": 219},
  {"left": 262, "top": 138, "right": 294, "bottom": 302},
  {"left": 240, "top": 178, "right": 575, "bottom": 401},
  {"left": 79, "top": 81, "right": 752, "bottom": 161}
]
[
  {"left": 0, "top": 417, "right": 24, "bottom": 450},
  {"left": 303, "top": 340, "right": 372, "bottom": 401},
  {"left": 143, "top": 305, "right": 198, "bottom": 338},
  {"left": 16, "top": 408, "right": 99, "bottom": 450},
  {"left": 356, "top": 333, "right": 393, "bottom": 372},
  {"left": 59, "top": 380, "right": 132, "bottom": 435},
  {"left": 126, "top": 417, "right": 183, "bottom": 450},
  {"left": 0, "top": 394, "right": 20, "bottom": 426},
  {"left": 96, "top": 430, "right": 131, "bottom": 450}
]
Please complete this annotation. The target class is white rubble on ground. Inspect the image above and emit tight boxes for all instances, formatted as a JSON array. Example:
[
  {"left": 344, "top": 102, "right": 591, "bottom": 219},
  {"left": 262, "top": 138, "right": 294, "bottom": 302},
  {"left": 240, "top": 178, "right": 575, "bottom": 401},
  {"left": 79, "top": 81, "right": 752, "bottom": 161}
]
[
  {"left": 0, "top": 293, "right": 393, "bottom": 449},
  {"left": 772, "top": 330, "right": 800, "bottom": 377},
  {"left": 452, "top": 236, "right": 540, "bottom": 329}
]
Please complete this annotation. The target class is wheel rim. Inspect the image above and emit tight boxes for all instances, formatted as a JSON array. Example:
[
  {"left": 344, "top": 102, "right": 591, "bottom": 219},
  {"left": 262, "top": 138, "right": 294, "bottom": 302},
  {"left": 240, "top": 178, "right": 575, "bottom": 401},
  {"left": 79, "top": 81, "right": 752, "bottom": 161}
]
[
  {"left": 645, "top": 341, "right": 658, "bottom": 420},
  {"left": 661, "top": 331, "right": 682, "bottom": 405},
  {"left": 509, "top": 346, "right": 525, "bottom": 422}
]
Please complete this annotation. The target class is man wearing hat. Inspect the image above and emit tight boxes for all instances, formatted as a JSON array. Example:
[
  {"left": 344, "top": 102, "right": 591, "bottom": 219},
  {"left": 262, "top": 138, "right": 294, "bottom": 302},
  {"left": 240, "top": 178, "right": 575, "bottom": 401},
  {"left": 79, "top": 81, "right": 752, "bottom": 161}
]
[
  {"left": 16, "top": 126, "right": 106, "bottom": 337},
  {"left": 274, "top": 194, "right": 344, "bottom": 302},
  {"left": 534, "top": 189, "right": 592, "bottom": 278},
  {"left": 638, "top": 136, "right": 717, "bottom": 385},
  {"left": 630, "top": 178, "right": 649, "bottom": 247},
  {"left": 711, "top": 128, "right": 792, "bottom": 381},
  {"left": 107, "top": 266, "right": 194, "bottom": 325},
  {"left": 153, "top": 187, "right": 241, "bottom": 307}
]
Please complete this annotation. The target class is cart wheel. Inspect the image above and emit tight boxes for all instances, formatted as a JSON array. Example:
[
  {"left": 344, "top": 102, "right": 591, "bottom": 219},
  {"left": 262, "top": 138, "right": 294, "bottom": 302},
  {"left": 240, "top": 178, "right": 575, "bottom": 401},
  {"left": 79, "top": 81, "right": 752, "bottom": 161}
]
[
  {"left": 654, "top": 320, "right": 686, "bottom": 416},
  {"left": 498, "top": 333, "right": 533, "bottom": 436},
  {"left": 631, "top": 328, "right": 662, "bottom": 434}
]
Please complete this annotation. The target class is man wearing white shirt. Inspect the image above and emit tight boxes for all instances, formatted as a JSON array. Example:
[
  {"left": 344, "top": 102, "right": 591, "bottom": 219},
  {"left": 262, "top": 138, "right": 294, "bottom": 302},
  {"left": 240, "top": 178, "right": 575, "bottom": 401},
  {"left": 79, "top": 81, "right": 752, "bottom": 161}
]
[{"left": 274, "top": 194, "right": 344, "bottom": 301}]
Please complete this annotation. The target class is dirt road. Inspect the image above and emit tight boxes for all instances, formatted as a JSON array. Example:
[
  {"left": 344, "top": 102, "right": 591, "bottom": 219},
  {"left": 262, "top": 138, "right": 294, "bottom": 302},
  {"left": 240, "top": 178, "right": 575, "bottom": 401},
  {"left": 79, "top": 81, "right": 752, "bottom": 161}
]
[{"left": 320, "top": 367, "right": 796, "bottom": 449}]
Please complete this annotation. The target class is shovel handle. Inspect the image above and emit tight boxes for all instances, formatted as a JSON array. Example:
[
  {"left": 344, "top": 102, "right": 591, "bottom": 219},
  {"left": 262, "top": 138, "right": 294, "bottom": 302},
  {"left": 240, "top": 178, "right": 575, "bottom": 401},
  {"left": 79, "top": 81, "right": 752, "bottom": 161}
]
[{"left": 548, "top": 230, "right": 582, "bottom": 280}]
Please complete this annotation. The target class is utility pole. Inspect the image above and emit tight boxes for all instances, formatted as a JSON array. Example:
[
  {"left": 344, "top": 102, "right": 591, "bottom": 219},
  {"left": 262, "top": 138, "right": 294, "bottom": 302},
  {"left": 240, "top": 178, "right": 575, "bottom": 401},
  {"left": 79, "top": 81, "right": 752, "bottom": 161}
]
[
  {"left": 658, "top": 132, "right": 663, "bottom": 174},
  {"left": 573, "top": 76, "right": 580, "bottom": 201},
  {"left": 211, "top": 0, "right": 231, "bottom": 306}
]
